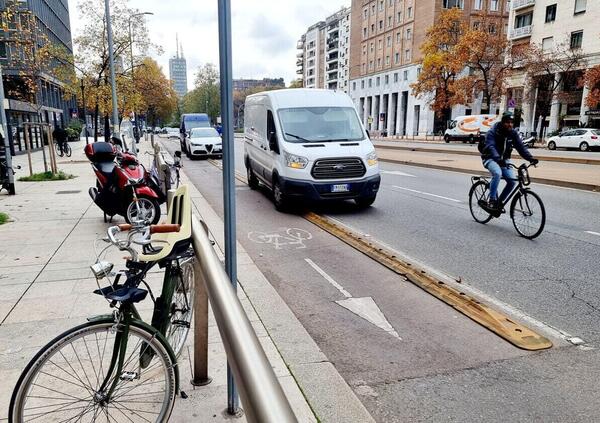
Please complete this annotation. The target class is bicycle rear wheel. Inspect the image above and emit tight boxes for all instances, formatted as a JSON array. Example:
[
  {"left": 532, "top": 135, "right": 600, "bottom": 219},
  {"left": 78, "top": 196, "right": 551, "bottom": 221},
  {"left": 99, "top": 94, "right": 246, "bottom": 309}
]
[
  {"left": 165, "top": 258, "right": 195, "bottom": 358},
  {"left": 10, "top": 319, "right": 177, "bottom": 423},
  {"left": 64, "top": 143, "right": 72, "bottom": 157},
  {"left": 469, "top": 180, "right": 493, "bottom": 224},
  {"left": 510, "top": 190, "right": 546, "bottom": 239}
]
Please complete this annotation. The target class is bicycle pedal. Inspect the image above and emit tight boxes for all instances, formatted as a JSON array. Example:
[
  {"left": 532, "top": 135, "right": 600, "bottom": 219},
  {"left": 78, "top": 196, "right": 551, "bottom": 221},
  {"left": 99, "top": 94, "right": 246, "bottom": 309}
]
[{"left": 119, "top": 371, "right": 139, "bottom": 381}]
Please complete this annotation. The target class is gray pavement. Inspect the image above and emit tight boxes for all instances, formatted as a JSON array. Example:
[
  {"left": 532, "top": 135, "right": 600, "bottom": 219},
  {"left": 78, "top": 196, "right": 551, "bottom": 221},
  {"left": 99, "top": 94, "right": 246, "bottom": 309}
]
[
  {"left": 161, "top": 137, "right": 600, "bottom": 422},
  {"left": 0, "top": 139, "right": 330, "bottom": 422}
]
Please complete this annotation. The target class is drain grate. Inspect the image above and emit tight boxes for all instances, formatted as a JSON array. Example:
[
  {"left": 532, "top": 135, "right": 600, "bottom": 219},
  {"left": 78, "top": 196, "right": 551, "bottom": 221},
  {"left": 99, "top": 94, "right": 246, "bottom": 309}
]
[{"left": 56, "top": 190, "right": 82, "bottom": 194}]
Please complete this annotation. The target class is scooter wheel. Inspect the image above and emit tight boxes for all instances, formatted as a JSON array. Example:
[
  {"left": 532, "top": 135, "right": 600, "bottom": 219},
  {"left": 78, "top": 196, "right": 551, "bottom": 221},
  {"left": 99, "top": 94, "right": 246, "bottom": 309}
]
[{"left": 125, "top": 196, "right": 161, "bottom": 225}]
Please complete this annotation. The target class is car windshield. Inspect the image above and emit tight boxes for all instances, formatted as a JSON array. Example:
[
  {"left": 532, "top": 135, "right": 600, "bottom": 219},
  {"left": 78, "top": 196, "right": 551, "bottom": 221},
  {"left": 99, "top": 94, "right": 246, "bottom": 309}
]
[
  {"left": 278, "top": 107, "right": 364, "bottom": 143},
  {"left": 191, "top": 128, "right": 219, "bottom": 138}
]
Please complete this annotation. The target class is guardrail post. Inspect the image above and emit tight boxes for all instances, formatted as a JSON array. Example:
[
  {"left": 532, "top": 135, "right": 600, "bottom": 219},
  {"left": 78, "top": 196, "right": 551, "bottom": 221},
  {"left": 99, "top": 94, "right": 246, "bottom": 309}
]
[{"left": 191, "top": 244, "right": 212, "bottom": 387}]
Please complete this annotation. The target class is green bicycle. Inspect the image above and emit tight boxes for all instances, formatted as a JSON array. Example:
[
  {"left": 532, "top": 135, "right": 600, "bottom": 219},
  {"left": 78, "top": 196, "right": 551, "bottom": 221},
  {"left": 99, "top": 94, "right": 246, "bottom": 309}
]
[{"left": 9, "top": 185, "right": 194, "bottom": 422}]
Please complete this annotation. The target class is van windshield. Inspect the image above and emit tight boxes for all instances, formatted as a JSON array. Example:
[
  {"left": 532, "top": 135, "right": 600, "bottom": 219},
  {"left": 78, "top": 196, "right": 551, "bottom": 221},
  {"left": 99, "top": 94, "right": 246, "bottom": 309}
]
[
  {"left": 278, "top": 107, "right": 364, "bottom": 143},
  {"left": 184, "top": 116, "right": 210, "bottom": 131}
]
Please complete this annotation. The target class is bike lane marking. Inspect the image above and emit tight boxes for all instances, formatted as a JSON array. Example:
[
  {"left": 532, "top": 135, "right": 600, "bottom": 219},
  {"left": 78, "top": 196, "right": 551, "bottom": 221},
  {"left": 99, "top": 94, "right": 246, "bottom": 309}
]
[
  {"left": 304, "top": 258, "right": 401, "bottom": 339},
  {"left": 391, "top": 185, "right": 462, "bottom": 203}
]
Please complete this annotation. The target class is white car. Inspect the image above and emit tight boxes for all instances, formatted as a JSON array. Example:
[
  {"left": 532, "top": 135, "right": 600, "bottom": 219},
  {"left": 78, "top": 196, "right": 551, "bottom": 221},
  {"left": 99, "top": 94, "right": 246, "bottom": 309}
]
[
  {"left": 547, "top": 128, "right": 600, "bottom": 152},
  {"left": 185, "top": 127, "right": 222, "bottom": 159},
  {"left": 165, "top": 127, "right": 179, "bottom": 139}
]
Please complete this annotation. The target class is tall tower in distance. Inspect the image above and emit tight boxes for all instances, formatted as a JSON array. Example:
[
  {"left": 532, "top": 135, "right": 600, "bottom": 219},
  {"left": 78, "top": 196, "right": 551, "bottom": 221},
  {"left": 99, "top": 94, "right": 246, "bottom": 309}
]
[{"left": 169, "top": 34, "right": 188, "bottom": 98}]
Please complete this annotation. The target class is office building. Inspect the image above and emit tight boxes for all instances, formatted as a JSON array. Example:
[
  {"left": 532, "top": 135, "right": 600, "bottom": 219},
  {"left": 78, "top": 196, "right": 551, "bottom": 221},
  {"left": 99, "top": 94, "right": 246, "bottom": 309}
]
[{"left": 169, "top": 38, "right": 188, "bottom": 98}]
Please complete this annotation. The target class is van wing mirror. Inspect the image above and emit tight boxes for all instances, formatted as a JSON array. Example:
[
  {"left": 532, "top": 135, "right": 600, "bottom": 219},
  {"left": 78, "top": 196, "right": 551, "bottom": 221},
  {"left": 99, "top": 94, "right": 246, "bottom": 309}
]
[{"left": 268, "top": 131, "right": 279, "bottom": 153}]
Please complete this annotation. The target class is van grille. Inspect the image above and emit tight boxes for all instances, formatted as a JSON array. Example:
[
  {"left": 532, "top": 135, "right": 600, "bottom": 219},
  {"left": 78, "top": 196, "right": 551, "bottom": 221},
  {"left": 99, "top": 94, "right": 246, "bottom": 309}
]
[{"left": 311, "top": 157, "right": 366, "bottom": 180}]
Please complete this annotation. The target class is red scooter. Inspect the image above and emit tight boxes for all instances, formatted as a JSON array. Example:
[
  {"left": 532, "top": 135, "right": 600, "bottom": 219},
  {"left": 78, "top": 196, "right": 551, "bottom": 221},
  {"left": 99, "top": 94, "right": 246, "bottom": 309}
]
[{"left": 84, "top": 142, "right": 165, "bottom": 224}]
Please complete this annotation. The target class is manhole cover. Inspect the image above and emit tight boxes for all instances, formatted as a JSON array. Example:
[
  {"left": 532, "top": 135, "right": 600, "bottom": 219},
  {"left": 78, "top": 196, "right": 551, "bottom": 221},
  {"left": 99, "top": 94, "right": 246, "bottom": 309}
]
[{"left": 56, "top": 190, "right": 82, "bottom": 194}]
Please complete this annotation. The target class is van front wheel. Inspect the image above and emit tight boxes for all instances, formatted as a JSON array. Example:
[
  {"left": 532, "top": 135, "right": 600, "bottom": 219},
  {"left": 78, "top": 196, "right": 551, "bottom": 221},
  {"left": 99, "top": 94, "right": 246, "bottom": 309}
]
[
  {"left": 273, "top": 179, "right": 288, "bottom": 212},
  {"left": 247, "top": 166, "right": 259, "bottom": 190}
]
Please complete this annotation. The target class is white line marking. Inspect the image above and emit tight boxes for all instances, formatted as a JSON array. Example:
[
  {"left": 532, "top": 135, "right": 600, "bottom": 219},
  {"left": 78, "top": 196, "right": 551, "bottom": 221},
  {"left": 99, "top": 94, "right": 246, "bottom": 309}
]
[
  {"left": 392, "top": 185, "right": 462, "bottom": 203},
  {"left": 585, "top": 231, "right": 600, "bottom": 237},
  {"left": 305, "top": 258, "right": 352, "bottom": 298},
  {"left": 381, "top": 170, "right": 416, "bottom": 178}
]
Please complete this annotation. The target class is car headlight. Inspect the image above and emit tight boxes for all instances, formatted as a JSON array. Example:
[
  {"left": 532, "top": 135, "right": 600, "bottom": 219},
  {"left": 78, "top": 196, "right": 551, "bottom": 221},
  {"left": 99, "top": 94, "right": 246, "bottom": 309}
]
[
  {"left": 366, "top": 151, "right": 378, "bottom": 166},
  {"left": 284, "top": 151, "right": 308, "bottom": 169}
]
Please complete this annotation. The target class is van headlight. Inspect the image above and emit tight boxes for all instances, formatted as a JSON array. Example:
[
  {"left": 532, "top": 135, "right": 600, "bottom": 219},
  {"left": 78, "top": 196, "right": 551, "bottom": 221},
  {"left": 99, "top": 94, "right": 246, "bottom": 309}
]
[
  {"left": 366, "top": 151, "right": 378, "bottom": 166},
  {"left": 284, "top": 151, "right": 308, "bottom": 169}
]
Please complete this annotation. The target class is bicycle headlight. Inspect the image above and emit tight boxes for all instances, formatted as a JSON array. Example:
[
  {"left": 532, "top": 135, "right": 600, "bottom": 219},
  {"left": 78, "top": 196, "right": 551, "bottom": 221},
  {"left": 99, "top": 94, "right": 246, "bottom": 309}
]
[
  {"left": 91, "top": 261, "right": 114, "bottom": 280},
  {"left": 284, "top": 151, "right": 308, "bottom": 169},
  {"left": 366, "top": 150, "right": 378, "bottom": 166}
]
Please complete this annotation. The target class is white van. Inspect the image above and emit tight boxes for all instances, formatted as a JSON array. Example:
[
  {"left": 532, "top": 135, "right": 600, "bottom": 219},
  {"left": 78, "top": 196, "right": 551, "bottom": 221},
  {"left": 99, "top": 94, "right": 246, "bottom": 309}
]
[
  {"left": 444, "top": 114, "right": 500, "bottom": 144},
  {"left": 244, "top": 89, "right": 381, "bottom": 211}
]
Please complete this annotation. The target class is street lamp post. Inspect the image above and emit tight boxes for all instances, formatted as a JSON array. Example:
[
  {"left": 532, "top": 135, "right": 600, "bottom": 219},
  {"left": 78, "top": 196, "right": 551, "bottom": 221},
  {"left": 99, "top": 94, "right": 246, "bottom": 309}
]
[
  {"left": 128, "top": 12, "right": 153, "bottom": 144},
  {"left": 80, "top": 79, "right": 89, "bottom": 145},
  {"left": 104, "top": 0, "right": 121, "bottom": 150}
]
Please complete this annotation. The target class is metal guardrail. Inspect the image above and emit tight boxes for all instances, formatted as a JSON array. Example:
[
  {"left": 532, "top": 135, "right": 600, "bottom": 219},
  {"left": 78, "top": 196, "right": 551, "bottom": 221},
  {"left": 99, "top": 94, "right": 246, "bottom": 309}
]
[{"left": 189, "top": 214, "right": 297, "bottom": 423}]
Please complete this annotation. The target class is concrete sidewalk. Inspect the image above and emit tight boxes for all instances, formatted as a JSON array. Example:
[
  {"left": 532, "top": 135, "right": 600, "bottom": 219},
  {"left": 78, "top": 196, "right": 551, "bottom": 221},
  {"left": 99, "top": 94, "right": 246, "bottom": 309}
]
[
  {"left": 376, "top": 145, "right": 600, "bottom": 192},
  {"left": 0, "top": 139, "right": 371, "bottom": 422}
]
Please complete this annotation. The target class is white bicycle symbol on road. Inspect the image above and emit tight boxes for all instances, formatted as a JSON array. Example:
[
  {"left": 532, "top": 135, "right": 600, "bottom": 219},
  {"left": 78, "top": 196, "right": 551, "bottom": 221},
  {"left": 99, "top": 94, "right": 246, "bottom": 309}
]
[{"left": 248, "top": 228, "right": 313, "bottom": 250}]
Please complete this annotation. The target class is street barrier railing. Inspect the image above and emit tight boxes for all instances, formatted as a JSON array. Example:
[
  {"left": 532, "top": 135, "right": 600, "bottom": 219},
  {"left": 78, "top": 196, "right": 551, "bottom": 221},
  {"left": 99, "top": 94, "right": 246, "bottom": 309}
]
[{"left": 188, "top": 207, "right": 297, "bottom": 422}]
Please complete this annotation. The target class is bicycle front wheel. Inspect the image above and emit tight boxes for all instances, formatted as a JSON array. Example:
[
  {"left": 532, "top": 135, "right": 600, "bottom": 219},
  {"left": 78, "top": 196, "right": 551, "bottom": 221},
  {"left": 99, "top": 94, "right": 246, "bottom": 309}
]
[
  {"left": 510, "top": 190, "right": 546, "bottom": 239},
  {"left": 55, "top": 143, "right": 64, "bottom": 157},
  {"left": 10, "top": 319, "right": 177, "bottom": 423},
  {"left": 469, "top": 180, "right": 493, "bottom": 224},
  {"left": 64, "top": 143, "right": 72, "bottom": 157},
  {"left": 165, "top": 258, "right": 195, "bottom": 358}
]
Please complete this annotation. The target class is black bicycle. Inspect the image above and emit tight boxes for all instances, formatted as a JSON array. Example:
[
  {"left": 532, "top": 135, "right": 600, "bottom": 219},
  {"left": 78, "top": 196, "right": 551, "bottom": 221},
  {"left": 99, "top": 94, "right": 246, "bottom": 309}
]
[
  {"left": 9, "top": 185, "right": 195, "bottom": 422},
  {"left": 469, "top": 163, "right": 546, "bottom": 239},
  {"left": 55, "top": 141, "right": 72, "bottom": 157}
]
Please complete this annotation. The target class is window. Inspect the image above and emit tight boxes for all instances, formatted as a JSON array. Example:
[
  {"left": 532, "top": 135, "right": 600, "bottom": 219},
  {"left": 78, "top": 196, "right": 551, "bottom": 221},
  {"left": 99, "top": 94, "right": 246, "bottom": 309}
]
[
  {"left": 387, "top": 36, "right": 391, "bottom": 47},
  {"left": 406, "top": 28, "right": 412, "bottom": 40},
  {"left": 388, "top": 16, "right": 392, "bottom": 27},
  {"left": 370, "top": 42, "right": 374, "bottom": 52},
  {"left": 362, "top": 63, "right": 366, "bottom": 73},
  {"left": 395, "top": 52, "right": 400, "bottom": 63},
  {"left": 376, "top": 77, "right": 380, "bottom": 86},
  {"left": 377, "top": 58, "right": 382, "bottom": 68},
  {"left": 363, "top": 28, "right": 367, "bottom": 38},
  {"left": 372, "top": 5, "right": 375, "bottom": 14},
  {"left": 515, "top": 12, "right": 533, "bottom": 28},
  {"left": 361, "top": 80, "right": 365, "bottom": 89},
  {"left": 397, "top": 32, "right": 401, "bottom": 42},
  {"left": 474, "top": 0, "right": 483, "bottom": 10},
  {"left": 545, "top": 4, "right": 557, "bottom": 22},
  {"left": 405, "top": 49, "right": 411, "bottom": 60},
  {"left": 371, "top": 24, "right": 375, "bottom": 32},
  {"left": 417, "top": 67, "right": 421, "bottom": 77},
  {"left": 378, "top": 39, "right": 383, "bottom": 49},
  {"left": 574, "top": 0, "right": 586, "bottom": 14},
  {"left": 353, "top": 82, "right": 357, "bottom": 91},
  {"left": 363, "top": 45, "right": 367, "bottom": 55},
  {"left": 542, "top": 36, "right": 553, "bottom": 51},
  {"left": 369, "top": 78, "right": 372, "bottom": 87},
  {"left": 379, "top": 20, "right": 383, "bottom": 30},
  {"left": 385, "top": 75, "right": 389, "bottom": 84},
  {"left": 394, "top": 73, "right": 398, "bottom": 83},
  {"left": 379, "top": 0, "right": 384, "bottom": 11},
  {"left": 397, "top": 12, "right": 402, "bottom": 23},
  {"left": 407, "top": 7, "right": 412, "bottom": 17},
  {"left": 570, "top": 30, "right": 583, "bottom": 49},
  {"left": 490, "top": 0, "right": 499, "bottom": 11},
  {"left": 443, "top": 0, "right": 464, "bottom": 8},
  {"left": 403, "top": 70, "right": 408, "bottom": 80},
  {"left": 369, "top": 60, "right": 374, "bottom": 70},
  {"left": 473, "top": 21, "right": 480, "bottom": 29},
  {"left": 385, "top": 56, "right": 390, "bottom": 65},
  {"left": 364, "top": 8, "right": 368, "bottom": 19},
  {"left": 0, "top": 41, "right": 6, "bottom": 59}
]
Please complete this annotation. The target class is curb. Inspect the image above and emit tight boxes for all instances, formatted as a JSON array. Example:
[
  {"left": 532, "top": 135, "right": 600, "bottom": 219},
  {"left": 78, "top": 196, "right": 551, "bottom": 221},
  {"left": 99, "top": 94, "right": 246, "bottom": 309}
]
[
  {"left": 378, "top": 158, "right": 600, "bottom": 192},
  {"left": 375, "top": 143, "right": 600, "bottom": 166}
]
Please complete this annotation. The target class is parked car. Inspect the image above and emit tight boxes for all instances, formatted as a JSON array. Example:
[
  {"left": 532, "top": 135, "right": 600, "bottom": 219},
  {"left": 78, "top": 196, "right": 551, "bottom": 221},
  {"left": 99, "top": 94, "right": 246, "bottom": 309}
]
[
  {"left": 547, "top": 128, "right": 600, "bottom": 152},
  {"left": 444, "top": 114, "right": 500, "bottom": 144},
  {"left": 244, "top": 88, "right": 381, "bottom": 211},
  {"left": 165, "top": 127, "right": 179, "bottom": 139},
  {"left": 185, "top": 127, "right": 222, "bottom": 159}
]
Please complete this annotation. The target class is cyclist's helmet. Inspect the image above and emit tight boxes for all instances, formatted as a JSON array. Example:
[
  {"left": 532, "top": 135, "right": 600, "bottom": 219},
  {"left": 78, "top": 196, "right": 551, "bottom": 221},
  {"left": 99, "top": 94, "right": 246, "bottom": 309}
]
[{"left": 501, "top": 112, "right": 514, "bottom": 123}]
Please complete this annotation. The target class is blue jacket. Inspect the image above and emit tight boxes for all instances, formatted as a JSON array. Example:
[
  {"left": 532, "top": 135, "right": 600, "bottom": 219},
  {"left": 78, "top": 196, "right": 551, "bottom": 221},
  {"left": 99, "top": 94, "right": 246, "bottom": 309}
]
[{"left": 482, "top": 123, "right": 533, "bottom": 163}]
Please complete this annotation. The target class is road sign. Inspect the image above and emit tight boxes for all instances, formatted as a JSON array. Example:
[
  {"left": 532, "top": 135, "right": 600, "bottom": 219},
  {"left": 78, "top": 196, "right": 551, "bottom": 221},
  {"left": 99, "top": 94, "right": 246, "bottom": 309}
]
[{"left": 367, "top": 117, "right": 373, "bottom": 124}]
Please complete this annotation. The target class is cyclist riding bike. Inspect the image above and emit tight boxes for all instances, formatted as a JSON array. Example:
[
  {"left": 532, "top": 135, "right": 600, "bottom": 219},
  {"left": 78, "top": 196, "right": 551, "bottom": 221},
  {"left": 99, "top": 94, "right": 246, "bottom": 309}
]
[
  {"left": 52, "top": 125, "right": 67, "bottom": 152},
  {"left": 480, "top": 113, "right": 539, "bottom": 216}
]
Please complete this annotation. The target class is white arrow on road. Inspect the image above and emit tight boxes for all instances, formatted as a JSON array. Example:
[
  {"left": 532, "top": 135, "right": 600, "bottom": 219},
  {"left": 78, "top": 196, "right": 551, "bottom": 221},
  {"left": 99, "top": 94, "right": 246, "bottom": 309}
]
[{"left": 305, "top": 258, "right": 401, "bottom": 339}]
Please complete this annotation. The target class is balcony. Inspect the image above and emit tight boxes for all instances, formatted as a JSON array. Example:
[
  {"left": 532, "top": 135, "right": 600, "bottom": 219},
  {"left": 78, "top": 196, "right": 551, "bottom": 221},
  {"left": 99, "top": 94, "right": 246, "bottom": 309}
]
[
  {"left": 296, "top": 39, "right": 305, "bottom": 49},
  {"left": 296, "top": 68, "right": 303, "bottom": 74},
  {"left": 512, "top": 0, "right": 535, "bottom": 11},
  {"left": 328, "top": 41, "right": 339, "bottom": 50},
  {"left": 327, "top": 54, "right": 339, "bottom": 63},
  {"left": 510, "top": 25, "right": 533, "bottom": 40},
  {"left": 296, "top": 59, "right": 303, "bottom": 66},
  {"left": 296, "top": 52, "right": 303, "bottom": 58}
]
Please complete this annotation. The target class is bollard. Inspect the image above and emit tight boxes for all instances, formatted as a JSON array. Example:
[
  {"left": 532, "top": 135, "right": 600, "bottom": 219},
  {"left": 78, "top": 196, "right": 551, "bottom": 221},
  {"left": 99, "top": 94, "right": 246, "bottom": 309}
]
[{"left": 191, "top": 255, "right": 212, "bottom": 386}]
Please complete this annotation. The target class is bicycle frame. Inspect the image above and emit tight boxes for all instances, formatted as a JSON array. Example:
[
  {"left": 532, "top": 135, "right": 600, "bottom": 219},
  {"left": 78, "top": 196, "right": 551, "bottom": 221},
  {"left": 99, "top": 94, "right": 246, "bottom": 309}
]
[{"left": 473, "top": 163, "right": 533, "bottom": 209}]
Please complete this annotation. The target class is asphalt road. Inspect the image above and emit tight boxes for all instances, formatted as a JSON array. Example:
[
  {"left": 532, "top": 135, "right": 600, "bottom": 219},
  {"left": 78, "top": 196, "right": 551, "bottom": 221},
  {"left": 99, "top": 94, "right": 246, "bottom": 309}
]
[{"left": 160, "top": 136, "right": 600, "bottom": 422}]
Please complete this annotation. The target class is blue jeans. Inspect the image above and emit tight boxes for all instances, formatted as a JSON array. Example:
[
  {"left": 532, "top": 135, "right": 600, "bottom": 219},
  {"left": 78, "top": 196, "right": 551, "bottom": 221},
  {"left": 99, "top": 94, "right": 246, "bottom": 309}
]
[{"left": 483, "top": 159, "right": 516, "bottom": 202}]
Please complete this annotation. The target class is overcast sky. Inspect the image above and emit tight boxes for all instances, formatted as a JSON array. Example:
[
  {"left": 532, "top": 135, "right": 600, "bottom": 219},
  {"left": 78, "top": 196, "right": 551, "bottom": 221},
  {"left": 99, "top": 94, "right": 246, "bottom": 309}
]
[{"left": 68, "top": 0, "right": 350, "bottom": 88}]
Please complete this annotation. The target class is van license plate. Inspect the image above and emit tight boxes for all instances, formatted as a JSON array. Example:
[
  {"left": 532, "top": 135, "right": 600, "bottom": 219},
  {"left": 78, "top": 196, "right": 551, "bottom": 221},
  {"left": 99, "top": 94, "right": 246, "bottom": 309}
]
[{"left": 331, "top": 184, "right": 350, "bottom": 193}]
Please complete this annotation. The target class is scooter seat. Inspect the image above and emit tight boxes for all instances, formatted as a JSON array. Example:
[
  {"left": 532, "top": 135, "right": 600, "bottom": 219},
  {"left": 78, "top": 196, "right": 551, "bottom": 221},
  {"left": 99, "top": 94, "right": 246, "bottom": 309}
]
[{"left": 95, "top": 161, "right": 115, "bottom": 177}]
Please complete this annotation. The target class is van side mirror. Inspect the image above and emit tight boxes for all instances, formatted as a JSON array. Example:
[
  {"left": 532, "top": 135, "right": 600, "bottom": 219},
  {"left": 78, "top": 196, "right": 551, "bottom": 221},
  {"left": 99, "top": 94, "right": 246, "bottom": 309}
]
[{"left": 268, "top": 131, "right": 279, "bottom": 153}]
